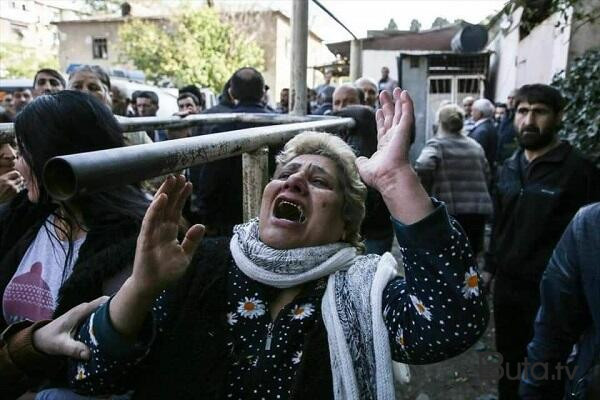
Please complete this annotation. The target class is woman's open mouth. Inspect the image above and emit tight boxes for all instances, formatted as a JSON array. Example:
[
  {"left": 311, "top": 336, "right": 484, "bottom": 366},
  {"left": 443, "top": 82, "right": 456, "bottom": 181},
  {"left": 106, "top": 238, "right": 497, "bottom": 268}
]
[{"left": 273, "top": 199, "right": 306, "bottom": 224}]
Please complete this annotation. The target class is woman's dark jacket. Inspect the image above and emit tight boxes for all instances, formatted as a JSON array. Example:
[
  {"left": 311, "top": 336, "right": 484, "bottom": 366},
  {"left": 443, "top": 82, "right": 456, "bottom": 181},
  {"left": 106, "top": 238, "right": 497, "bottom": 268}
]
[
  {"left": 0, "top": 192, "right": 140, "bottom": 332},
  {"left": 119, "top": 238, "right": 333, "bottom": 400}
]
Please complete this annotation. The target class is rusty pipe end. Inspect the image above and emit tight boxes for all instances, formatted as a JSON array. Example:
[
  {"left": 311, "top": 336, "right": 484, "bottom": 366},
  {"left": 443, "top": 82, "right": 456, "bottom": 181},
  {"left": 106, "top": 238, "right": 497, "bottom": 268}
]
[{"left": 43, "top": 157, "right": 78, "bottom": 201}]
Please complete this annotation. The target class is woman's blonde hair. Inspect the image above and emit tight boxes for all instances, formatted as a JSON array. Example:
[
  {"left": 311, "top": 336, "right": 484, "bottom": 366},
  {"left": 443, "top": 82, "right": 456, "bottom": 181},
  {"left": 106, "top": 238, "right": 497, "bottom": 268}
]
[
  {"left": 437, "top": 104, "right": 464, "bottom": 134},
  {"left": 276, "top": 131, "right": 367, "bottom": 251}
]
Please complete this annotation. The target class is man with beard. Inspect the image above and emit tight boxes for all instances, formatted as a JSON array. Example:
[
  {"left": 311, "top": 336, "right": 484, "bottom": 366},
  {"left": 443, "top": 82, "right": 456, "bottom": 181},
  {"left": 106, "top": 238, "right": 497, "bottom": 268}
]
[{"left": 483, "top": 84, "right": 600, "bottom": 400}]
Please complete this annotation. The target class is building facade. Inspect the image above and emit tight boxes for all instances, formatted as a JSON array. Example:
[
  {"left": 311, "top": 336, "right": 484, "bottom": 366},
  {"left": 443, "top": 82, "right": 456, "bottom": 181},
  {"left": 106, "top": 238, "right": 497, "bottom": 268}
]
[
  {"left": 0, "top": 0, "right": 86, "bottom": 77},
  {"left": 53, "top": 9, "right": 334, "bottom": 104},
  {"left": 487, "top": 0, "right": 600, "bottom": 102}
]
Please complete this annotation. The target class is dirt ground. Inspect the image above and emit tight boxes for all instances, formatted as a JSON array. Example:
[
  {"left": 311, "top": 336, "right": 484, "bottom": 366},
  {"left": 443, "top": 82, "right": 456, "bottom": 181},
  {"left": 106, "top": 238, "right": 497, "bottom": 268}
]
[{"left": 391, "top": 237, "right": 500, "bottom": 400}]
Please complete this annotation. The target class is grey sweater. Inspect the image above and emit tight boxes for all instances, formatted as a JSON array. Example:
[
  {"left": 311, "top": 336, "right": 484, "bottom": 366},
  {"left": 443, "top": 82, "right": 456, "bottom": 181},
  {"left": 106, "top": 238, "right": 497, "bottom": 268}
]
[{"left": 415, "top": 132, "right": 493, "bottom": 216}]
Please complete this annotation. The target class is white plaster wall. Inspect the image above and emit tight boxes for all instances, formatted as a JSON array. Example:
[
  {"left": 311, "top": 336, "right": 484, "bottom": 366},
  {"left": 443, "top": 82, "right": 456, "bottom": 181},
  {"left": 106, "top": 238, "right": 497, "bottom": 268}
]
[
  {"left": 488, "top": 8, "right": 521, "bottom": 102},
  {"left": 491, "top": 7, "right": 572, "bottom": 102},
  {"left": 361, "top": 50, "right": 400, "bottom": 83},
  {"left": 516, "top": 11, "right": 571, "bottom": 87}
]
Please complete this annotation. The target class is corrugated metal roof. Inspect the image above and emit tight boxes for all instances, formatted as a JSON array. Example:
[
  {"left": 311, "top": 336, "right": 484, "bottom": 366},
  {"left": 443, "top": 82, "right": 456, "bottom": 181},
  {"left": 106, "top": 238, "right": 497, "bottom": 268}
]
[{"left": 327, "top": 25, "right": 463, "bottom": 59}]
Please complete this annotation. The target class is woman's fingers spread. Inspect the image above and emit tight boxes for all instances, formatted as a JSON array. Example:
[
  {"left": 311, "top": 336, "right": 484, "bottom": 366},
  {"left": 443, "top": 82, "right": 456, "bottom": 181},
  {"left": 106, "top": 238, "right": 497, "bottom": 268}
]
[
  {"left": 392, "top": 88, "right": 404, "bottom": 126},
  {"left": 399, "top": 91, "right": 415, "bottom": 136},
  {"left": 141, "top": 193, "right": 168, "bottom": 238},
  {"left": 376, "top": 109, "right": 386, "bottom": 141},
  {"left": 165, "top": 175, "right": 188, "bottom": 221},
  {"left": 181, "top": 224, "right": 205, "bottom": 256},
  {"left": 155, "top": 175, "right": 176, "bottom": 199},
  {"left": 173, "top": 182, "right": 192, "bottom": 219}
]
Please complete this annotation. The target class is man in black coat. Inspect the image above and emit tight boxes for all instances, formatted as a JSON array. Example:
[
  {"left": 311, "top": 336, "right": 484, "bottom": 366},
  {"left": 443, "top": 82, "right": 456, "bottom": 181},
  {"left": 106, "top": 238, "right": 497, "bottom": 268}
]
[
  {"left": 190, "top": 68, "right": 274, "bottom": 236},
  {"left": 496, "top": 90, "right": 519, "bottom": 165},
  {"left": 483, "top": 84, "right": 600, "bottom": 400},
  {"left": 331, "top": 105, "right": 393, "bottom": 255},
  {"left": 469, "top": 98, "right": 498, "bottom": 174}
]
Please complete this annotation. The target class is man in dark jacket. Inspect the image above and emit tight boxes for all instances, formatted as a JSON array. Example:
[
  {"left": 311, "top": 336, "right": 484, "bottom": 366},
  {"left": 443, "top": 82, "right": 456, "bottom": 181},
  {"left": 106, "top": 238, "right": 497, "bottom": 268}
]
[
  {"left": 469, "top": 98, "right": 498, "bottom": 174},
  {"left": 190, "top": 68, "right": 274, "bottom": 236},
  {"left": 483, "top": 84, "right": 600, "bottom": 400},
  {"left": 519, "top": 203, "right": 600, "bottom": 400},
  {"left": 496, "top": 89, "right": 519, "bottom": 165},
  {"left": 331, "top": 105, "right": 393, "bottom": 255}
]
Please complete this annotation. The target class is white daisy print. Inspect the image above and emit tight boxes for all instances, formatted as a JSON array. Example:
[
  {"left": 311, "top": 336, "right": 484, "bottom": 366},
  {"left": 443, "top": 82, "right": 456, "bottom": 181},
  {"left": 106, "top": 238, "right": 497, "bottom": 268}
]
[
  {"left": 226, "top": 312, "right": 238, "bottom": 326},
  {"left": 88, "top": 312, "right": 98, "bottom": 346},
  {"left": 237, "top": 297, "right": 266, "bottom": 319},
  {"left": 75, "top": 363, "right": 87, "bottom": 381},
  {"left": 395, "top": 327, "right": 406, "bottom": 349},
  {"left": 461, "top": 267, "right": 480, "bottom": 299},
  {"left": 410, "top": 294, "right": 432, "bottom": 321},
  {"left": 292, "top": 350, "right": 303, "bottom": 364},
  {"left": 290, "top": 303, "right": 315, "bottom": 320}
]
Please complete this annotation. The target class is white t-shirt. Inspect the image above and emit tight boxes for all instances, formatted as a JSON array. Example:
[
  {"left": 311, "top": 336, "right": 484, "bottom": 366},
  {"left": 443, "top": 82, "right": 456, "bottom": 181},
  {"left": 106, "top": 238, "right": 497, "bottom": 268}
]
[{"left": 2, "top": 216, "right": 86, "bottom": 324}]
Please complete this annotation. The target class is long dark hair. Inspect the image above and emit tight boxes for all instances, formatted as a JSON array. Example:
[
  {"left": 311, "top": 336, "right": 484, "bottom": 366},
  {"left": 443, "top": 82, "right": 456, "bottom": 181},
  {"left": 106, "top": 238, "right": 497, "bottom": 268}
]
[{"left": 14, "top": 90, "right": 150, "bottom": 234}]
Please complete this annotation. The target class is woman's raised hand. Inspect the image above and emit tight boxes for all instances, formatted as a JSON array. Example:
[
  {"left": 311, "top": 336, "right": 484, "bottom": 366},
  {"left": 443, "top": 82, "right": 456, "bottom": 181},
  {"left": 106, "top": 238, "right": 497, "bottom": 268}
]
[
  {"left": 131, "top": 175, "right": 205, "bottom": 296},
  {"left": 356, "top": 88, "right": 434, "bottom": 224},
  {"left": 356, "top": 88, "right": 414, "bottom": 191}
]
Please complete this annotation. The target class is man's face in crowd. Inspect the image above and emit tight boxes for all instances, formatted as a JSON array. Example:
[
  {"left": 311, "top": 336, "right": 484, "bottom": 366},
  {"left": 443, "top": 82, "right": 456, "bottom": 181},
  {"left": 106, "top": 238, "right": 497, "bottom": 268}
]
[
  {"left": 324, "top": 70, "right": 333, "bottom": 84},
  {"left": 514, "top": 101, "right": 560, "bottom": 151},
  {"left": 471, "top": 107, "right": 483, "bottom": 121},
  {"left": 280, "top": 89, "right": 289, "bottom": 107},
  {"left": 2, "top": 94, "right": 13, "bottom": 110},
  {"left": 333, "top": 86, "right": 360, "bottom": 112},
  {"left": 136, "top": 97, "right": 158, "bottom": 116},
  {"left": 177, "top": 96, "right": 199, "bottom": 114},
  {"left": 495, "top": 106, "right": 506, "bottom": 121},
  {"left": 33, "top": 72, "right": 64, "bottom": 97},
  {"left": 507, "top": 93, "right": 516, "bottom": 110},
  {"left": 462, "top": 98, "right": 474, "bottom": 117},
  {"left": 357, "top": 82, "right": 378, "bottom": 108},
  {"left": 12, "top": 89, "right": 32, "bottom": 112},
  {"left": 68, "top": 71, "right": 111, "bottom": 106},
  {"left": 381, "top": 67, "right": 389, "bottom": 80}
]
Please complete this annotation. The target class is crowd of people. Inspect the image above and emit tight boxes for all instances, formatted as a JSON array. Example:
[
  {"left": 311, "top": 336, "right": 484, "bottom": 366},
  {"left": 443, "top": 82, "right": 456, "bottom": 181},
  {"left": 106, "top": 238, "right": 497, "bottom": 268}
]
[{"left": 0, "top": 63, "right": 598, "bottom": 400}]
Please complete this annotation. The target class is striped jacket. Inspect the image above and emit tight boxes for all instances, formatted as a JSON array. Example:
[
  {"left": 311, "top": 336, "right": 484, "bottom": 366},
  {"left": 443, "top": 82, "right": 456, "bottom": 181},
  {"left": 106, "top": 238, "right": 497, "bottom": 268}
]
[{"left": 415, "top": 132, "right": 493, "bottom": 216}]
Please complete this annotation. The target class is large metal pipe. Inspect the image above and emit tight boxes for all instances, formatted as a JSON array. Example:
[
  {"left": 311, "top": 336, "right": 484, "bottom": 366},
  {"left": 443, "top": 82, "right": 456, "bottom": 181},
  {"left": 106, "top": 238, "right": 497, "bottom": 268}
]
[
  {"left": 291, "top": 0, "right": 308, "bottom": 116},
  {"left": 43, "top": 118, "right": 355, "bottom": 201},
  {"left": 0, "top": 113, "right": 341, "bottom": 140}
]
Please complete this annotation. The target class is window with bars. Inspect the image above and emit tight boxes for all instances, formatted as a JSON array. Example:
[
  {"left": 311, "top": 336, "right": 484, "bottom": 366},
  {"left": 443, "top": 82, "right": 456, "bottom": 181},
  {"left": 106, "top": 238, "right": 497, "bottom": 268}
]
[
  {"left": 458, "top": 78, "right": 479, "bottom": 93},
  {"left": 427, "top": 54, "right": 488, "bottom": 75},
  {"left": 429, "top": 79, "right": 451, "bottom": 94},
  {"left": 92, "top": 38, "right": 108, "bottom": 59}
]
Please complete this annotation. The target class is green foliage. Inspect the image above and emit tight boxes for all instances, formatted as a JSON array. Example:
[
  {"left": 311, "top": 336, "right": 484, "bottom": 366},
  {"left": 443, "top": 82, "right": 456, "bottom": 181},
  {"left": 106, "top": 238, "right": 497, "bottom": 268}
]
[
  {"left": 385, "top": 18, "right": 398, "bottom": 31},
  {"left": 84, "top": 0, "right": 122, "bottom": 13},
  {"left": 431, "top": 17, "right": 451, "bottom": 29},
  {"left": 506, "top": 0, "right": 600, "bottom": 35},
  {"left": 118, "top": 8, "right": 264, "bottom": 92},
  {"left": 409, "top": 19, "right": 421, "bottom": 32},
  {"left": 551, "top": 49, "right": 600, "bottom": 167},
  {"left": 0, "top": 43, "right": 59, "bottom": 79}
]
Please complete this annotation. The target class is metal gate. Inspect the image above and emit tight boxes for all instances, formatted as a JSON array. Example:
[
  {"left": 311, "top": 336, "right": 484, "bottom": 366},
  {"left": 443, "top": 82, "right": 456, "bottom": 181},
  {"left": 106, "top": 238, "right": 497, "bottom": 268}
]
[{"left": 425, "top": 75, "right": 485, "bottom": 139}]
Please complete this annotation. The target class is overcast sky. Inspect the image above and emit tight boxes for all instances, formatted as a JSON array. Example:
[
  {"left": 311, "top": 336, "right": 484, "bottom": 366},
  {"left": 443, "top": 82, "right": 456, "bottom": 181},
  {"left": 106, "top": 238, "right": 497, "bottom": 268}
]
[{"left": 214, "top": 0, "right": 507, "bottom": 42}]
